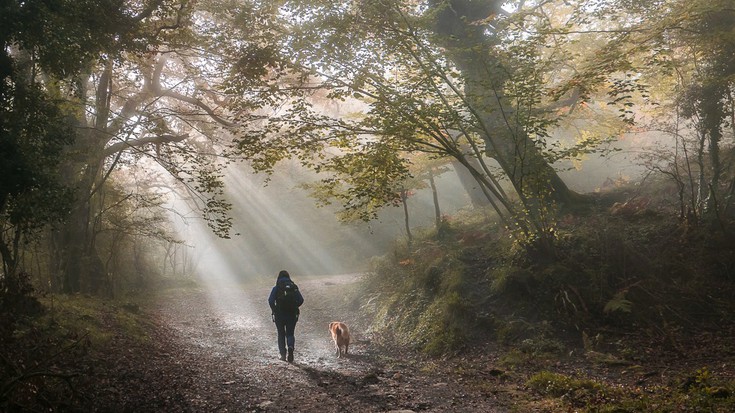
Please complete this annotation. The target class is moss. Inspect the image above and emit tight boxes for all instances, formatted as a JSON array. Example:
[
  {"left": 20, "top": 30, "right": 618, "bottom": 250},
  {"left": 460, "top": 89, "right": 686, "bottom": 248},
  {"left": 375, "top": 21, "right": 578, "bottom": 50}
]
[
  {"left": 34, "top": 295, "right": 152, "bottom": 347},
  {"left": 489, "top": 266, "right": 533, "bottom": 297},
  {"left": 497, "top": 348, "right": 533, "bottom": 369},
  {"left": 527, "top": 371, "right": 607, "bottom": 404},
  {"left": 419, "top": 291, "right": 472, "bottom": 355},
  {"left": 526, "top": 368, "right": 735, "bottom": 413}
]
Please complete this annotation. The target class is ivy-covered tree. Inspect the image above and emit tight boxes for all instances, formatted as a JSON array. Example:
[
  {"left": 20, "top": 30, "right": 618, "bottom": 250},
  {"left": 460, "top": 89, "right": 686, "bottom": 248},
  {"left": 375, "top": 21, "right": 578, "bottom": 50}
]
[
  {"left": 0, "top": 74, "right": 73, "bottom": 295},
  {"left": 0, "top": 0, "right": 138, "bottom": 295}
]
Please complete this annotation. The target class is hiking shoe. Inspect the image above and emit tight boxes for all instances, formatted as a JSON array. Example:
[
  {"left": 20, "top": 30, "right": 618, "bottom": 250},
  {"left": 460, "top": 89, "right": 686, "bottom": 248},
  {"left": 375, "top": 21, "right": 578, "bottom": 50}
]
[
  {"left": 287, "top": 347, "right": 294, "bottom": 363},
  {"left": 279, "top": 354, "right": 287, "bottom": 361}
]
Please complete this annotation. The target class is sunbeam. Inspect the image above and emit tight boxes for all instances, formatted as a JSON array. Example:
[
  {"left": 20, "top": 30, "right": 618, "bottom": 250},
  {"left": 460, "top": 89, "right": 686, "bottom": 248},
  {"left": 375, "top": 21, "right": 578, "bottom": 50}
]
[{"left": 161, "top": 159, "right": 396, "bottom": 344}]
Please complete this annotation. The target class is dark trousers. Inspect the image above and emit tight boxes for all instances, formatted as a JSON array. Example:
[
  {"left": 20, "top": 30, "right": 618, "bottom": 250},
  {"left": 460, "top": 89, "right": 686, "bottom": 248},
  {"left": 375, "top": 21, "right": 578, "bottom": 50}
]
[{"left": 274, "top": 314, "right": 297, "bottom": 356}]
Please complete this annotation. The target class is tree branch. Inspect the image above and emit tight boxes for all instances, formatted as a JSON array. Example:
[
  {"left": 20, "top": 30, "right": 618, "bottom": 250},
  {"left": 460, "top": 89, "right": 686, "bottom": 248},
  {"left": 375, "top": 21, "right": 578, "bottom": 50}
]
[
  {"left": 132, "top": 0, "right": 166, "bottom": 22},
  {"left": 103, "top": 134, "right": 190, "bottom": 157},
  {"left": 159, "top": 89, "right": 236, "bottom": 127}
]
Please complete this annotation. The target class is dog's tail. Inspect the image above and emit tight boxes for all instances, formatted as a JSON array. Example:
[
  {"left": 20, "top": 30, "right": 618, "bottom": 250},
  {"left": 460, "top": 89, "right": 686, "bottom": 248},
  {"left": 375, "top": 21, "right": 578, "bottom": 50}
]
[{"left": 330, "top": 322, "right": 345, "bottom": 337}]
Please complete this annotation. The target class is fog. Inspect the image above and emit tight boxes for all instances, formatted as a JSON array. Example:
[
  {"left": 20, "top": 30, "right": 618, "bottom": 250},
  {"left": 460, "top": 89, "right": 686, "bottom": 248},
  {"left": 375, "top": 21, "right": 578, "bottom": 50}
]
[
  {"left": 557, "top": 130, "right": 671, "bottom": 193},
  {"left": 166, "top": 133, "right": 666, "bottom": 287},
  {"left": 166, "top": 161, "right": 402, "bottom": 283}
]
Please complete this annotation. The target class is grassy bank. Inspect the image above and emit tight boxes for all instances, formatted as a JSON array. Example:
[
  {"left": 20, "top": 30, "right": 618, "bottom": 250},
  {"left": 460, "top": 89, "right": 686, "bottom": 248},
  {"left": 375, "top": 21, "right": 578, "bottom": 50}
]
[{"left": 354, "top": 189, "right": 735, "bottom": 411}]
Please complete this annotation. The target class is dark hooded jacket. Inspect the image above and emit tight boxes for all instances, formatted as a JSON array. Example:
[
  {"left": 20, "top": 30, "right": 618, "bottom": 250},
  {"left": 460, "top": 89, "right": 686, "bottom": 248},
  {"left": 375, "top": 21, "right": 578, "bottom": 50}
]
[{"left": 268, "top": 275, "right": 304, "bottom": 318}]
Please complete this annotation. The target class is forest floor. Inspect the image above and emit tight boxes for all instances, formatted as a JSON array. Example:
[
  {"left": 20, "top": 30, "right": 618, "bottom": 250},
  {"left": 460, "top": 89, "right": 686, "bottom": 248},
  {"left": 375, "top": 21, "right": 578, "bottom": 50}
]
[
  {"left": 79, "top": 273, "right": 513, "bottom": 412},
  {"left": 37, "top": 273, "right": 735, "bottom": 412}
]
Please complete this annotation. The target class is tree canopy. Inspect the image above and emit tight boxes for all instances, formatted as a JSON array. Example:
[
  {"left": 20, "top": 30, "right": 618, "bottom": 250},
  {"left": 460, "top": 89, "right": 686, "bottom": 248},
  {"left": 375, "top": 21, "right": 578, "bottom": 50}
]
[{"left": 2, "top": 0, "right": 735, "bottom": 294}]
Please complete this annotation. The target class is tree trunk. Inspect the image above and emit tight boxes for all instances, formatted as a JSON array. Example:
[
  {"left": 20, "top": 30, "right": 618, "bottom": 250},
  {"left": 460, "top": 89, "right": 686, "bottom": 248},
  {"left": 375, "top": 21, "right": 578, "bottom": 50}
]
[
  {"left": 429, "top": 0, "right": 575, "bottom": 207},
  {"left": 452, "top": 159, "right": 491, "bottom": 208},
  {"left": 702, "top": 84, "right": 725, "bottom": 219},
  {"left": 53, "top": 64, "right": 112, "bottom": 294},
  {"left": 428, "top": 170, "right": 442, "bottom": 231},
  {"left": 55, "top": 141, "right": 107, "bottom": 294},
  {"left": 400, "top": 189, "right": 413, "bottom": 247}
]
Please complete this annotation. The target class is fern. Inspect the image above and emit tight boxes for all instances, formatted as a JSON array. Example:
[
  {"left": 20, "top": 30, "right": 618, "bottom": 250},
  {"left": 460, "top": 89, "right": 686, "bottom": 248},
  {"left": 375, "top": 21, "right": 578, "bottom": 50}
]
[{"left": 603, "top": 291, "right": 633, "bottom": 314}]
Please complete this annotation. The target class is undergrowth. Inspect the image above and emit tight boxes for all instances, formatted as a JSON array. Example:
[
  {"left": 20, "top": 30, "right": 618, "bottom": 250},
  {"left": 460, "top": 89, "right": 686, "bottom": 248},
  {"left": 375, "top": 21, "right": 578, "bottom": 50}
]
[
  {"left": 358, "top": 215, "right": 506, "bottom": 355},
  {"left": 526, "top": 368, "right": 735, "bottom": 412},
  {"left": 1, "top": 292, "right": 154, "bottom": 411},
  {"left": 356, "top": 185, "right": 735, "bottom": 413},
  {"left": 36, "top": 295, "right": 152, "bottom": 346},
  {"left": 359, "top": 189, "right": 735, "bottom": 355}
]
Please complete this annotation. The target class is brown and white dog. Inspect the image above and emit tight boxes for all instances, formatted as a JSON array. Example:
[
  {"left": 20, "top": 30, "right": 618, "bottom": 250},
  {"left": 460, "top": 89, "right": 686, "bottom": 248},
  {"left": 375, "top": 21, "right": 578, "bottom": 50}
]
[{"left": 328, "top": 321, "right": 350, "bottom": 358}]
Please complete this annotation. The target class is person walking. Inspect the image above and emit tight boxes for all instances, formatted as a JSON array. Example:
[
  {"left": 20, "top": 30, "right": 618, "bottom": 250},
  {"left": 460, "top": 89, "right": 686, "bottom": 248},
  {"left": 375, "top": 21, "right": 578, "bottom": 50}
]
[{"left": 268, "top": 270, "right": 304, "bottom": 362}]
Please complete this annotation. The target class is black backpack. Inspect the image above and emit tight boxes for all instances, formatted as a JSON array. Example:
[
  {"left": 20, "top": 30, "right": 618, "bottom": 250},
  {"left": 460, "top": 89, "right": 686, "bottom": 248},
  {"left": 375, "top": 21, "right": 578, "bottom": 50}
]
[{"left": 275, "top": 279, "right": 300, "bottom": 314}]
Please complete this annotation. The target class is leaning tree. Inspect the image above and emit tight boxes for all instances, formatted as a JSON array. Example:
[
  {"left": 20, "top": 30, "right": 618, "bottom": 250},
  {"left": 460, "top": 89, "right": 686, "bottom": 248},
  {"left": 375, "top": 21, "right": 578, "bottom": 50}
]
[{"left": 230, "top": 0, "right": 626, "bottom": 244}]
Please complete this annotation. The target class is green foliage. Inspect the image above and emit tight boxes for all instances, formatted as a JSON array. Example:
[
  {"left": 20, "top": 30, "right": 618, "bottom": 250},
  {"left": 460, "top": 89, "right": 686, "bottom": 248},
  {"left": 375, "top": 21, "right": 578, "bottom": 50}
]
[
  {"left": 358, "top": 177, "right": 735, "bottom": 363},
  {"left": 230, "top": 0, "right": 629, "bottom": 238},
  {"left": 360, "top": 260, "right": 446, "bottom": 352},
  {"left": 527, "top": 371, "right": 605, "bottom": 399},
  {"left": 678, "top": 368, "right": 735, "bottom": 411},
  {"left": 559, "top": 0, "right": 735, "bottom": 223},
  {"left": 603, "top": 291, "right": 633, "bottom": 314},
  {"left": 527, "top": 367, "right": 735, "bottom": 412},
  {"left": 0, "top": 0, "right": 188, "bottom": 293},
  {"left": 90, "top": 175, "right": 184, "bottom": 294},
  {"left": 0, "top": 76, "right": 75, "bottom": 277},
  {"left": 489, "top": 266, "right": 531, "bottom": 296},
  {"left": 418, "top": 291, "right": 473, "bottom": 356},
  {"left": 0, "top": 82, "right": 74, "bottom": 214},
  {"left": 307, "top": 140, "right": 412, "bottom": 222},
  {"left": 1, "top": 0, "right": 146, "bottom": 78}
]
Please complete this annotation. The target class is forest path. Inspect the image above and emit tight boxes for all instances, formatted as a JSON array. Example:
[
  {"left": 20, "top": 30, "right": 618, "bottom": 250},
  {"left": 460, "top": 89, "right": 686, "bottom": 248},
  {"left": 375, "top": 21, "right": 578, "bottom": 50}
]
[{"left": 133, "top": 274, "right": 508, "bottom": 412}]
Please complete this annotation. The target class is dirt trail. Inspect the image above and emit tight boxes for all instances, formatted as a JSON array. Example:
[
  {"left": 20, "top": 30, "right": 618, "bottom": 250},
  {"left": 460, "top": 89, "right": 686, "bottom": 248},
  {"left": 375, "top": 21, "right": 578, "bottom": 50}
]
[{"left": 125, "top": 274, "right": 508, "bottom": 412}]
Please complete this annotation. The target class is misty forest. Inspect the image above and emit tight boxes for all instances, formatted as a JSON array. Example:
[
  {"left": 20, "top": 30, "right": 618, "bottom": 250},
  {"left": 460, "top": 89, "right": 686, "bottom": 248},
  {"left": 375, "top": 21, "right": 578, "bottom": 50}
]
[{"left": 2, "top": 0, "right": 735, "bottom": 411}]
